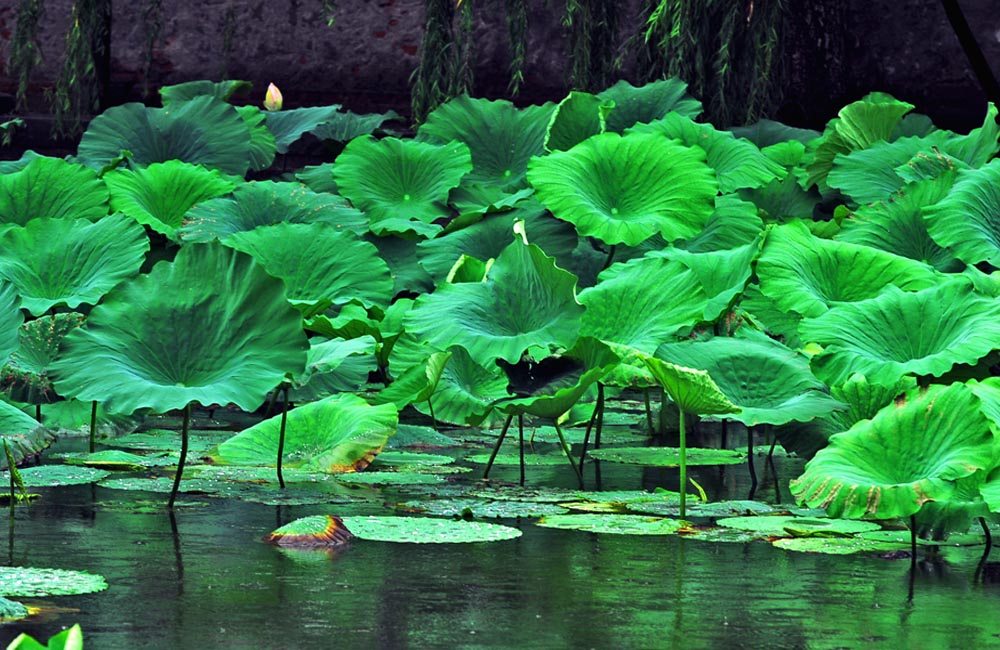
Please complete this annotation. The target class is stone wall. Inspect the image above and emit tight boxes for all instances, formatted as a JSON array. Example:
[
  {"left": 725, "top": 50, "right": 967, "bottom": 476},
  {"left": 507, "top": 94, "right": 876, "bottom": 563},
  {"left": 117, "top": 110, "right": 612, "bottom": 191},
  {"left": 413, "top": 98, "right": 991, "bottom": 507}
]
[{"left": 0, "top": 0, "right": 998, "bottom": 129}]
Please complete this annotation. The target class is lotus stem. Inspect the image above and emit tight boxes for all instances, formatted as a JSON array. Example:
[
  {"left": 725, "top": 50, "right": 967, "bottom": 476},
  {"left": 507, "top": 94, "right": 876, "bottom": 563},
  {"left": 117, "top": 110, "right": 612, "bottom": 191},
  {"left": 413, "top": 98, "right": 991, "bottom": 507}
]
[
  {"left": 746, "top": 425, "right": 757, "bottom": 500},
  {"left": 518, "top": 414, "right": 525, "bottom": 486},
  {"left": 35, "top": 403, "right": 40, "bottom": 422},
  {"left": 594, "top": 382, "right": 605, "bottom": 451},
  {"left": 483, "top": 413, "right": 514, "bottom": 479},
  {"left": 980, "top": 517, "right": 993, "bottom": 548},
  {"left": 910, "top": 514, "right": 918, "bottom": 573},
  {"left": 643, "top": 387, "right": 653, "bottom": 435},
  {"left": 167, "top": 403, "right": 191, "bottom": 509},
  {"left": 601, "top": 245, "right": 617, "bottom": 271},
  {"left": 553, "top": 420, "right": 583, "bottom": 488},
  {"left": 89, "top": 400, "right": 97, "bottom": 453},
  {"left": 579, "top": 395, "right": 598, "bottom": 470},
  {"left": 427, "top": 396, "right": 438, "bottom": 431},
  {"left": 276, "top": 384, "right": 289, "bottom": 489},
  {"left": 678, "top": 408, "right": 687, "bottom": 518},
  {"left": 720, "top": 419, "right": 728, "bottom": 449},
  {"left": 975, "top": 517, "right": 993, "bottom": 583},
  {"left": 578, "top": 382, "right": 605, "bottom": 472}
]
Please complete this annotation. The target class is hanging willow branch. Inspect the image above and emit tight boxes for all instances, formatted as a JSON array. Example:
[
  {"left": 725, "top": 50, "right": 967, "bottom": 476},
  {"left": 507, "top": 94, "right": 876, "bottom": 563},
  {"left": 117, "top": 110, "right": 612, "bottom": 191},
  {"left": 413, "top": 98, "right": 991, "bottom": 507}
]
[
  {"left": 51, "top": 0, "right": 112, "bottom": 137},
  {"left": 411, "top": 0, "right": 462, "bottom": 123},
  {"left": 10, "top": 0, "right": 45, "bottom": 111},
  {"left": 505, "top": 0, "right": 528, "bottom": 94},
  {"left": 564, "top": 0, "right": 621, "bottom": 92},
  {"left": 641, "top": 0, "right": 786, "bottom": 125},
  {"left": 141, "top": 0, "right": 163, "bottom": 96}
]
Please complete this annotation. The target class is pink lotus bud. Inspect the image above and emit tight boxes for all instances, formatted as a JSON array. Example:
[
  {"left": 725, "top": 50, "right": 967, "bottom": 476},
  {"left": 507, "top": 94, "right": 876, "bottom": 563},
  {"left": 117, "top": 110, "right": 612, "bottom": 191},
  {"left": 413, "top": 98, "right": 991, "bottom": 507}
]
[{"left": 264, "top": 83, "right": 283, "bottom": 111}]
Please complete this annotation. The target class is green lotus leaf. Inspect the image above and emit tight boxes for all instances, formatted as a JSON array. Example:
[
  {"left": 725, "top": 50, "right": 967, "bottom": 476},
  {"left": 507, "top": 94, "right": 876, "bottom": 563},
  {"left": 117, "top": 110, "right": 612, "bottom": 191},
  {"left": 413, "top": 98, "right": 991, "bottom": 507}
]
[
  {"left": 374, "top": 351, "right": 452, "bottom": 410},
  {"left": 77, "top": 96, "right": 254, "bottom": 176},
  {"left": 0, "top": 216, "right": 149, "bottom": 315},
  {"left": 739, "top": 173, "right": 820, "bottom": 224},
  {"left": 627, "top": 499, "right": 779, "bottom": 518},
  {"left": 729, "top": 119, "right": 820, "bottom": 147},
  {"left": 405, "top": 228, "right": 584, "bottom": 367},
  {"left": 578, "top": 256, "right": 711, "bottom": 352},
  {"left": 109, "top": 429, "right": 229, "bottom": 453},
  {"left": 771, "top": 536, "right": 910, "bottom": 555},
  {"left": 716, "top": 515, "right": 881, "bottom": 538},
  {"left": 446, "top": 183, "right": 534, "bottom": 223},
  {"left": 334, "top": 135, "right": 471, "bottom": 237},
  {"left": 339, "top": 515, "right": 521, "bottom": 543},
  {"left": 0, "top": 595, "right": 29, "bottom": 621},
  {"left": 373, "top": 451, "right": 454, "bottom": 466},
  {"left": 656, "top": 334, "right": 842, "bottom": 427},
  {"left": 597, "top": 78, "right": 702, "bottom": 133},
  {"left": 802, "top": 280, "right": 1000, "bottom": 387},
  {"left": 803, "top": 93, "right": 914, "bottom": 191},
  {"left": 649, "top": 239, "right": 760, "bottom": 320},
  {"left": 336, "top": 471, "right": 444, "bottom": 486},
  {"left": 938, "top": 102, "right": 1000, "bottom": 166},
  {"left": 528, "top": 132, "right": 717, "bottom": 246},
  {"left": 417, "top": 96, "right": 555, "bottom": 189},
  {"left": 923, "top": 160, "right": 1000, "bottom": 266},
  {"left": 367, "top": 234, "right": 436, "bottom": 294},
  {"left": 0, "top": 402, "right": 50, "bottom": 469},
  {"left": 544, "top": 91, "right": 614, "bottom": 152},
  {"left": 0, "top": 150, "right": 44, "bottom": 174},
  {"left": 159, "top": 79, "right": 251, "bottom": 105},
  {"left": 1, "top": 313, "right": 85, "bottom": 403},
  {"left": 913, "top": 471, "right": 993, "bottom": 540},
  {"left": 399, "top": 497, "right": 567, "bottom": 518},
  {"left": 674, "top": 194, "right": 764, "bottom": 252},
  {"left": 585, "top": 447, "right": 745, "bottom": 466},
  {"left": 181, "top": 180, "right": 367, "bottom": 243},
  {"left": 212, "top": 393, "right": 398, "bottom": 473},
  {"left": 408, "top": 346, "right": 509, "bottom": 426},
  {"left": 826, "top": 134, "right": 955, "bottom": 204},
  {"left": 33, "top": 399, "right": 138, "bottom": 438},
  {"left": 0, "top": 567, "right": 108, "bottom": 597},
  {"left": 234, "top": 105, "right": 278, "bottom": 172},
  {"left": 536, "top": 513, "right": 688, "bottom": 535},
  {"left": 104, "top": 161, "right": 237, "bottom": 241},
  {"left": 825, "top": 373, "right": 917, "bottom": 435},
  {"left": 295, "top": 162, "right": 339, "bottom": 194},
  {"left": 757, "top": 221, "right": 941, "bottom": 318},
  {"left": 305, "top": 302, "right": 381, "bottom": 341},
  {"left": 18, "top": 465, "right": 111, "bottom": 486},
  {"left": 791, "top": 382, "right": 996, "bottom": 520},
  {"left": 60, "top": 449, "right": 152, "bottom": 471},
  {"left": 466, "top": 452, "right": 581, "bottom": 466},
  {"left": 640, "top": 354, "right": 739, "bottom": 417},
  {"left": 0, "top": 157, "right": 108, "bottom": 230},
  {"left": 221, "top": 222, "right": 393, "bottom": 309},
  {"left": 261, "top": 105, "right": 342, "bottom": 153},
  {"left": 50, "top": 242, "right": 308, "bottom": 414},
  {"left": 628, "top": 112, "right": 786, "bottom": 192},
  {"left": 836, "top": 177, "right": 962, "bottom": 272},
  {"left": 291, "top": 336, "right": 377, "bottom": 401},
  {"left": 264, "top": 514, "right": 354, "bottom": 547},
  {"left": 309, "top": 109, "right": 402, "bottom": 143},
  {"left": 0, "top": 281, "right": 23, "bottom": 365}
]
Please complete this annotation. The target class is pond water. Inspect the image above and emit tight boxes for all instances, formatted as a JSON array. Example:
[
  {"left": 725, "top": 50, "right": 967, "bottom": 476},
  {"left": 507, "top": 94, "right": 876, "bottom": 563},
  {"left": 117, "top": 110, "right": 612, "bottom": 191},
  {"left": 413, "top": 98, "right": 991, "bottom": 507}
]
[{"left": 2, "top": 430, "right": 999, "bottom": 649}]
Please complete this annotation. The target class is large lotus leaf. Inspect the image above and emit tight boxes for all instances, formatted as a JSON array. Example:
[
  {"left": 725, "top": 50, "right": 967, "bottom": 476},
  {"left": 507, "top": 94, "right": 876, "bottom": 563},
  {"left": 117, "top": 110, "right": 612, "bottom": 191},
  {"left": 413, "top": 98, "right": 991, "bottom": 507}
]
[
  {"left": 0, "top": 215, "right": 149, "bottom": 315},
  {"left": 1, "top": 313, "right": 85, "bottom": 403},
  {"left": 738, "top": 283, "right": 804, "bottom": 346},
  {"left": 656, "top": 334, "right": 843, "bottom": 427},
  {"left": 923, "top": 160, "right": 1000, "bottom": 266},
  {"left": 913, "top": 471, "right": 992, "bottom": 540},
  {"left": 234, "top": 105, "right": 278, "bottom": 172},
  {"left": 739, "top": 174, "right": 820, "bottom": 224},
  {"left": 181, "top": 180, "right": 367, "bottom": 242},
  {"left": 77, "top": 96, "right": 253, "bottom": 176},
  {"left": 640, "top": 353, "right": 739, "bottom": 417},
  {"left": 983, "top": 467, "right": 1000, "bottom": 513},
  {"left": 790, "top": 382, "right": 995, "bottom": 519},
  {"left": 374, "top": 351, "right": 452, "bottom": 410},
  {"left": 50, "top": 243, "right": 308, "bottom": 414},
  {"left": 836, "top": 177, "right": 962, "bottom": 272},
  {"left": 492, "top": 337, "right": 619, "bottom": 419},
  {"left": 0, "top": 567, "right": 108, "bottom": 597},
  {"left": 803, "top": 93, "right": 914, "bottom": 191},
  {"left": 597, "top": 78, "right": 702, "bottom": 133},
  {"left": 309, "top": 109, "right": 402, "bottom": 143},
  {"left": 802, "top": 280, "right": 1000, "bottom": 387},
  {"left": 410, "top": 346, "right": 510, "bottom": 426},
  {"left": 826, "top": 134, "right": 951, "bottom": 204},
  {"left": 0, "top": 157, "right": 108, "bottom": 229},
  {"left": 0, "top": 401, "right": 49, "bottom": 469},
  {"left": 675, "top": 194, "right": 764, "bottom": 252},
  {"left": 939, "top": 102, "right": 1000, "bottom": 166},
  {"left": 0, "top": 281, "right": 22, "bottom": 365},
  {"left": 263, "top": 106, "right": 343, "bottom": 153},
  {"left": 729, "top": 119, "right": 820, "bottom": 148},
  {"left": 757, "top": 221, "right": 941, "bottom": 318},
  {"left": 417, "top": 96, "right": 555, "bottom": 189},
  {"left": 544, "top": 91, "right": 614, "bottom": 152},
  {"left": 334, "top": 136, "right": 471, "bottom": 237},
  {"left": 405, "top": 229, "right": 584, "bottom": 367},
  {"left": 159, "top": 79, "right": 251, "bottom": 105},
  {"left": 826, "top": 373, "right": 918, "bottom": 434},
  {"left": 528, "top": 132, "right": 717, "bottom": 246},
  {"left": 368, "top": 234, "right": 436, "bottom": 294},
  {"left": 416, "top": 204, "right": 583, "bottom": 283},
  {"left": 578, "top": 256, "right": 710, "bottom": 353},
  {"left": 104, "top": 161, "right": 238, "bottom": 241},
  {"left": 291, "top": 336, "right": 377, "bottom": 401},
  {"left": 294, "top": 162, "right": 339, "bottom": 194},
  {"left": 649, "top": 239, "right": 760, "bottom": 321},
  {"left": 628, "top": 113, "right": 786, "bottom": 192},
  {"left": 212, "top": 393, "right": 397, "bottom": 473},
  {"left": 221, "top": 222, "right": 393, "bottom": 309}
]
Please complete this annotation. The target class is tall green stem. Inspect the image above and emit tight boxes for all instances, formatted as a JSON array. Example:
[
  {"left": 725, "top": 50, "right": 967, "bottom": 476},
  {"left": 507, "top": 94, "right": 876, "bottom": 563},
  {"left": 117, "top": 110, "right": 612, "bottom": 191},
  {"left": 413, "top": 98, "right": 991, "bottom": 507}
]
[
  {"left": 276, "top": 384, "right": 289, "bottom": 489},
  {"left": 167, "top": 403, "right": 191, "bottom": 509},
  {"left": 678, "top": 408, "right": 687, "bottom": 518},
  {"left": 89, "top": 400, "right": 97, "bottom": 453}
]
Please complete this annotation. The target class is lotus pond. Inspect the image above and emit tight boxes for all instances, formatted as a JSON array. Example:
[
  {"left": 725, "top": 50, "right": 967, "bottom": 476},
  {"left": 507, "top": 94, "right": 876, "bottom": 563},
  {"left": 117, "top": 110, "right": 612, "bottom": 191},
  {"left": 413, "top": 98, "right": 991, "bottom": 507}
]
[{"left": 2, "top": 78, "right": 1000, "bottom": 647}]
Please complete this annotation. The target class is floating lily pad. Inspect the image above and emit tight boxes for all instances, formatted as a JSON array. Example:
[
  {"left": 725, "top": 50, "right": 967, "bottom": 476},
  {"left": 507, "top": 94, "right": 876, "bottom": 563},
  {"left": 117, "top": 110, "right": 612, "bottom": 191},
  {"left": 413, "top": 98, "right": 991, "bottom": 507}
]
[
  {"left": 97, "top": 477, "right": 221, "bottom": 494},
  {"left": 468, "top": 485, "right": 583, "bottom": 503},
  {"left": 335, "top": 472, "right": 445, "bottom": 486},
  {"left": 0, "top": 567, "right": 108, "bottom": 597},
  {"left": 536, "top": 514, "right": 689, "bottom": 535},
  {"left": 465, "top": 453, "right": 579, "bottom": 466},
  {"left": 17, "top": 465, "right": 111, "bottom": 487},
  {"left": 185, "top": 465, "right": 337, "bottom": 484},
  {"left": 339, "top": 515, "right": 522, "bottom": 543},
  {"left": 0, "top": 595, "right": 29, "bottom": 620},
  {"left": 398, "top": 498, "right": 568, "bottom": 518},
  {"left": 94, "top": 499, "right": 211, "bottom": 513},
  {"left": 57, "top": 450, "right": 155, "bottom": 471},
  {"left": 557, "top": 501, "right": 628, "bottom": 514},
  {"left": 585, "top": 447, "right": 745, "bottom": 466},
  {"left": 264, "top": 514, "right": 354, "bottom": 547},
  {"left": 716, "top": 516, "right": 881, "bottom": 539},
  {"left": 109, "top": 430, "right": 231, "bottom": 453},
  {"left": 627, "top": 500, "right": 779, "bottom": 518},
  {"left": 771, "top": 537, "right": 910, "bottom": 555},
  {"left": 679, "top": 526, "right": 761, "bottom": 543}
]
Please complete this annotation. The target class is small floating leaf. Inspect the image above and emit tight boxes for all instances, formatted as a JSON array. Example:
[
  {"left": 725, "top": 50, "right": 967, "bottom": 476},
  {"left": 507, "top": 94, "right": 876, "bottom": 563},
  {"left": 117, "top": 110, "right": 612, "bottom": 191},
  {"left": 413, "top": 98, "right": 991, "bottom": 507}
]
[
  {"left": 18, "top": 465, "right": 111, "bottom": 487},
  {"left": 339, "top": 515, "right": 521, "bottom": 543},
  {"left": 0, "top": 595, "right": 29, "bottom": 620},
  {"left": 771, "top": 536, "right": 910, "bottom": 555},
  {"left": 536, "top": 514, "right": 689, "bottom": 535},
  {"left": 586, "top": 447, "right": 744, "bottom": 467},
  {"left": 0, "top": 567, "right": 108, "bottom": 597},
  {"left": 398, "top": 498, "right": 568, "bottom": 518},
  {"left": 264, "top": 514, "right": 354, "bottom": 547}
]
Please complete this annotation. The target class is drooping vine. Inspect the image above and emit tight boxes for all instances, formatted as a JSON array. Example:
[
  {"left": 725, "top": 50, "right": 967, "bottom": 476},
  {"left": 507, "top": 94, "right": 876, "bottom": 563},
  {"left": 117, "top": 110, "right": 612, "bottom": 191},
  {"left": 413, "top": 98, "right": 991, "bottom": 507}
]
[
  {"left": 219, "top": 5, "right": 238, "bottom": 80},
  {"left": 141, "top": 0, "right": 163, "bottom": 96},
  {"left": 453, "top": 0, "right": 475, "bottom": 96},
  {"left": 563, "top": 0, "right": 621, "bottom": 92},
  {"left": 641, "top": 0, "right": 787, "bottom": 125},
  {"left": 505, "top": 0, "right": 528, "bottom": 94},
  {"left": 9, "top": 0, "right": 45, "bottom": 111},
  {"left": 50, "top": 0, "right": 112, "bottom": 137},
  {"left": 411, "top": 0, "right": 461, "bottom": 123}
]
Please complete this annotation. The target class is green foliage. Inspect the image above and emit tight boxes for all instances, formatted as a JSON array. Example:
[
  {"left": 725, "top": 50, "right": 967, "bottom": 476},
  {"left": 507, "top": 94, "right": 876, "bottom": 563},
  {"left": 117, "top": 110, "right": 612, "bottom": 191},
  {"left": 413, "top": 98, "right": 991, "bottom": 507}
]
[
  {"left": 9, "top": 0, "right": 45, "bottom": 111},
  {"left": 6, "top": 624, "right": 84, "bottom": 650}
]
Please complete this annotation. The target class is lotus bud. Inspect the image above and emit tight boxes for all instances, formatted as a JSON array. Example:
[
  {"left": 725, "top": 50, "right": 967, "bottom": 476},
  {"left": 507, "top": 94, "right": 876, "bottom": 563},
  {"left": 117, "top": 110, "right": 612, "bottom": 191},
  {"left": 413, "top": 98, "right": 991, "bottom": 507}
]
[{"left": 264, "top": 83, "right": 283, "bottom": 111}]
